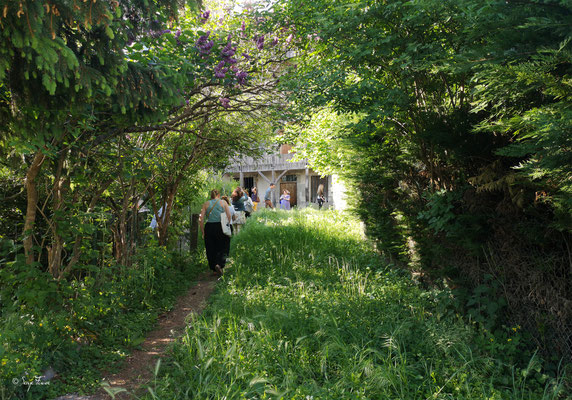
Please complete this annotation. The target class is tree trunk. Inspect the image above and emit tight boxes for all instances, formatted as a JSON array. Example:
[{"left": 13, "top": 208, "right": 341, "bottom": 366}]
[
  {"left": 48, "top": 149, "right": 69, "bottom": 279},
  {"left": 115, "top": 191, "right": 130, "bottom": 265},
  {"left": 23, "top": 152, "right": 46, "bottom": 265},
  {"left": 157, "top": 188, "right": 176, "bottom": 247}
]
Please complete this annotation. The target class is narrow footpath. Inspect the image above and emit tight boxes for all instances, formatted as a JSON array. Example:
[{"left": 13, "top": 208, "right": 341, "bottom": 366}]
[{"left": 55, "top": 271, "right": 219, "bottom": 400}]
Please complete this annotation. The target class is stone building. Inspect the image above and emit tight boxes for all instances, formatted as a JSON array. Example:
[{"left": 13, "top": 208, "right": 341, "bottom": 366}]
[{"left": 223, "top": 144, "right": 346, "bottom": 210}]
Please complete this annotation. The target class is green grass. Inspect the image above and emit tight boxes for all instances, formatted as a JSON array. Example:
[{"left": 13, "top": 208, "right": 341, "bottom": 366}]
[
  {"left": 142, "top": 209, "right": 567, "bottom": 399},
  {"left": 0, "top": 246, "right": 204, "bottom": 400}
]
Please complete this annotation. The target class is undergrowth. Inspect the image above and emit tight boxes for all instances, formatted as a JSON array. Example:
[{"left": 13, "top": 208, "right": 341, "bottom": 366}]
[
  {"left": 0, "top": 244, "right": 203, "bottom": 400},
  {"left": 142, "top": 209, "right": 568, "bottom": 399}
]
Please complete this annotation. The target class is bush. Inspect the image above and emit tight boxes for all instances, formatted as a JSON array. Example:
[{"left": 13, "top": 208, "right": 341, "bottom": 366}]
[{"left": 0, "top": 243, "right": 202, "bottom": 399}]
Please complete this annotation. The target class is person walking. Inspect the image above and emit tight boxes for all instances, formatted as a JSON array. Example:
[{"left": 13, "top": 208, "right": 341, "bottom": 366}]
[
  {"left": 231, "top": 187, "right": 248, "bottom": 234},
  {"left": 316, "top": 183, "right": 326, "bottom": 210},
  {"left": 221, "top": 195, "right": 237, "bottom": 234},
  {"left": 251, "top": 187, "right": 260, "bottom": 211},
  {"left": 265, "top": 183, "right": 275, "bottom": 208},
  {"left": 200, "top": 189, "right": 232, "bottom": 276},
  {"left": 280, "top": 189, "right": 291, "bottom": 210}
]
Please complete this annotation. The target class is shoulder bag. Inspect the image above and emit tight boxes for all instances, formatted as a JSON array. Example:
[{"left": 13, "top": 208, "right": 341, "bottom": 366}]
[{"left": 220, "top": 209, "right": 232, "bottom": 237}]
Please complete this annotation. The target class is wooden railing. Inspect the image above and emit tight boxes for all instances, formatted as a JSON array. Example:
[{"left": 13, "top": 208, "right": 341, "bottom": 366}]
[{"left": 225, "top": 153, "right": 308, "bottom": 173}]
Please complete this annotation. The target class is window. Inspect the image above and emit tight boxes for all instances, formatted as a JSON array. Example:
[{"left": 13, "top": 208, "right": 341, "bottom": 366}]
[{"left": 281, "top": 175, "right": 297, "bottom": 182}]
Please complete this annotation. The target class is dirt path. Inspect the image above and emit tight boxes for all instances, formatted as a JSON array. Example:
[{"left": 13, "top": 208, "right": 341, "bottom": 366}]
[{"left": 55, "top": 271, "right": 219, "bottom": 400}]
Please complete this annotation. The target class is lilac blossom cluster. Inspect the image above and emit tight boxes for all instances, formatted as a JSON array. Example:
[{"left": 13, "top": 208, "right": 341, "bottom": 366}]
[
  {"left": 200, "top": 11, "right": 210, "bottom": 24},
  {"left": 149, "top": 29, "right": 171, "bottom": 39},
  {"left": 236, "top": 70, "right": 248, "bottom": 85},
  {"left": 196, "top": 31, "right": 214, "bottom": 55},
  {"left": 215, "top": 36, "right": 250, "bottom": 87},
  {"left": 214, "top": 61, "right": 228, "bottom": 78},
  {"left": 254, "top": 35, "right": 264, "bottom": 50},
  {"left": 221, "top": 42, "right": 237, "bottom": 60}
]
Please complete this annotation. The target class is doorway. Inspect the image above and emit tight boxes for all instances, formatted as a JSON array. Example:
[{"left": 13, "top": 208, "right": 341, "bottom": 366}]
[
  {"left": 311, "top": 176, "right": 329, "bottom": 203},
  {"left": 243, "top": 177, "right": 254, "bottom": 196},
  {"left": 280, "top": 182, "right": 297, "bottom": 207}
]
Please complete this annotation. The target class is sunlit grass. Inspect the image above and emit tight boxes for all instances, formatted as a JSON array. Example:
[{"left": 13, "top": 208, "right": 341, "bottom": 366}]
[{"left": 143, "top": 209, "right": 565, "bottom": 399}]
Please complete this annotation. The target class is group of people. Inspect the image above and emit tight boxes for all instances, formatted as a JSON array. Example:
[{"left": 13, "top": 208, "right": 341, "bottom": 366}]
[
  {"left": 260, "top": 182, "right": 292, "bottom": 210},
  {"left": 199, "top": 184, "right": 277, "bottom": 276},
  {"left": 199, "top": 183, "right": 325, "bottom": 276}
]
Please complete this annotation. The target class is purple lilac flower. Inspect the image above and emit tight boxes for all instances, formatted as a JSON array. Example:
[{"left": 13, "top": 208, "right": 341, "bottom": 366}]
[
  {"left": 256, "top": 35, "right": 264, "bottom": 50},
  {"left": 236, "top": 70, "right": 248, "bottom": 85},
  {"left": 196, "top": 31, "right": 210, "bottom": 45},
  {"left": 214, "top": 61, "right": 228, "bottom": 78},
  {"left": 196, "top": 31, "right": 214, "bottom": 55},
  {"left": 271, "top": 37, "right": 279, "bottom": 47},
  {"left": 241, "top": 21, "right": 246, "bottom": 31},
  {"left": 221, "top": 42, "right": 236, "bottom": 58},
  {"left": 200, "top": 10, "right": 210, "bottom": 24},
  {"left": 151, "top": 29, "right": 171, "bottom": 38},
  {"left": 175, "top": 29, "right": 182, "bottom": 38},
  {"left": 219, "top": 97, "right": 230, "bottom": 108},
  {"left": 286, "top": 34, "right": 293, "bottom": 45},
  {"left": 227, "top": 33, "right": 232, "bottom": 41},
  {"left": 242, "top": 52, "right": 251, "bottom": 60}
]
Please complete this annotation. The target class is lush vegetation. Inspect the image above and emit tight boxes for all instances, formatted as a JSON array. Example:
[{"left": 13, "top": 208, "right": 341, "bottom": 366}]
[
  {"left": 142, "top": 210, "right": 567, "bottom": 399},
  {"left": 1, "top": 0, "right": 570, "bottom": 398},
  {"left": 275, "top": 0, "right": 572, "bottom": 361},
  {"left": 0, "top": 244, "right": 202, "bottom": 399},
  {"left": 0, "top": 0, "right": 293, "bottom": 397}
]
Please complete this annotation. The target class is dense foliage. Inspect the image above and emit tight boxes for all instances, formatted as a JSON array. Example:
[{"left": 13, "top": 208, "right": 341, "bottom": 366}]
[
  {"left": 0, "top": 0, "right": 295, "bottom": 397},
  {"left": 0, "top": 244, "right": 202, "bottom": 399},
  {"left": 274, "top": 0, "right": 572, "bottom": 361},
  {"left": 143, "top": 210, "right": 567, "bottom": 399},
  {"left": 1, "top": 0, "right": 570, "bottom": 397},
  {"left": 0, "top": 0, "right": 295, "bottom": 276}
]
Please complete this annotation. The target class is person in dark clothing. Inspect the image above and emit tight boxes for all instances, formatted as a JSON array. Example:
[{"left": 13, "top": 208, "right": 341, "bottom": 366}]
[
  {"left": 200, "top": 189, "right": 232, "bottom": 276},
  {"left": 317, "top": 183, "right": 326, "bottom": 210}
]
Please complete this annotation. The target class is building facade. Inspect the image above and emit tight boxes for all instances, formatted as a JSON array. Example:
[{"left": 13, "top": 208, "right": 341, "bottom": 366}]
[{"left": 223, "top": 146, "right": 346, "bottom": 210}]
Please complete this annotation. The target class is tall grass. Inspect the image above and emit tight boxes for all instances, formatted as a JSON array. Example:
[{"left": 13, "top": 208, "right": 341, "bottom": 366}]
[{"left": 144, "top": 209, "right": 566, "bottom": 399}]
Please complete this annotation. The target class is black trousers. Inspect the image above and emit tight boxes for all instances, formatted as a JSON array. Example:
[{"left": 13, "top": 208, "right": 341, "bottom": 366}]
[{"left": 204, "top": 222, "right": 230, "bottom": 270}]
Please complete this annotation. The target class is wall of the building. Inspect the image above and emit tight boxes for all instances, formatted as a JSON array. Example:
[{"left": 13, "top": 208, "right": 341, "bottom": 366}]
[{"left": 331, "top": 174, "right": 348, "bottom": 211}]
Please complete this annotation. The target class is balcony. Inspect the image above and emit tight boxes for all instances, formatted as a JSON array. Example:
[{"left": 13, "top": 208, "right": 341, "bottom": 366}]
[{"left": 225, "top": 153, "right": 308, "bottom": 173}]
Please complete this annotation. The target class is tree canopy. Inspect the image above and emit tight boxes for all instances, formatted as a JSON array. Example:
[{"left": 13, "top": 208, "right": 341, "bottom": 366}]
[{"left": 270, "top": 0, "right": 572, "bottom": 360}]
